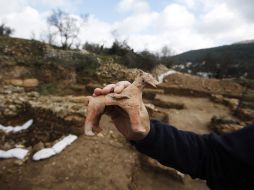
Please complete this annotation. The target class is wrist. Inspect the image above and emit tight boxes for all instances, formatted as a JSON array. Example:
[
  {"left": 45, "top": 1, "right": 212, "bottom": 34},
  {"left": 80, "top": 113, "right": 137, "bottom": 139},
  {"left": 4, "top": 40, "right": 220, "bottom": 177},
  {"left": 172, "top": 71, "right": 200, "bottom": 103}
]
[
  {"left": 131, "top": 126, "right": 150, "bottom": 141},
  {"left": 130, "top": 121, "right": 155, "bottom": 144}
]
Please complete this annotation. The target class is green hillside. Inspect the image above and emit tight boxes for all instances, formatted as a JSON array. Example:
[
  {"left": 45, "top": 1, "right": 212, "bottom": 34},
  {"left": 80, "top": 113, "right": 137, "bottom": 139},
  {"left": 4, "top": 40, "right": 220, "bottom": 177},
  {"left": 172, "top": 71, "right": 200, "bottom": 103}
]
[{"left": 169, "top": 42, "right": 254, "bottom": 79}]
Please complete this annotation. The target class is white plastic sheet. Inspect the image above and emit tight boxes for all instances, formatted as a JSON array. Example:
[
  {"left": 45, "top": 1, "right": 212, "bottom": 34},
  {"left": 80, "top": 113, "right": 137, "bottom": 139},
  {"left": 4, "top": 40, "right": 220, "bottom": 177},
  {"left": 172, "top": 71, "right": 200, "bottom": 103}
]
[
  {"left": 33, "top": 135, "right": 78, "bottom": 161},
  {"left": 0, "top": 148, "right": 29, "bottom": 160},
  {"left": 158, "top": 70, "right": 177, "bottom": 84},
  {"left": 0, "top": 119, "right": 33, "bottom": 134}
]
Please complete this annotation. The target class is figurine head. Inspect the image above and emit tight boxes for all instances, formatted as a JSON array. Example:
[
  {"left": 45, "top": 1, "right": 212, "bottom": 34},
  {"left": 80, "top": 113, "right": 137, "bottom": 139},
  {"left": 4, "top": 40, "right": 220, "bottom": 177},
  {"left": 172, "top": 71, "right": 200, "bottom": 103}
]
[{"left": 137, "top": 70, "right": 159, "bottom": 87}]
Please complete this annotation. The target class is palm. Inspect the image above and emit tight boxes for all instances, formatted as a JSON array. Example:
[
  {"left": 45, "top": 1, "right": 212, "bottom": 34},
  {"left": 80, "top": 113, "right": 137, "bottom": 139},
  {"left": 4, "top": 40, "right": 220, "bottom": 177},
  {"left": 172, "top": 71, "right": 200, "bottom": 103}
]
[
  {"left": 105, "top": 103, "right": 150, "bottom": 140},
  {"left": 93, "top": 81, "right": 150, "bottom": 141}
]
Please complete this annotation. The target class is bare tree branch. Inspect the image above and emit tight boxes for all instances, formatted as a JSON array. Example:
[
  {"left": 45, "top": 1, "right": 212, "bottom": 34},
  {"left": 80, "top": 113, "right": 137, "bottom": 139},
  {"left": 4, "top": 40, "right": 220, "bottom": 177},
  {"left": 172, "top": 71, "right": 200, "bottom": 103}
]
[{"left": 47, "top": 9, "right": 80, "bottom": 49}]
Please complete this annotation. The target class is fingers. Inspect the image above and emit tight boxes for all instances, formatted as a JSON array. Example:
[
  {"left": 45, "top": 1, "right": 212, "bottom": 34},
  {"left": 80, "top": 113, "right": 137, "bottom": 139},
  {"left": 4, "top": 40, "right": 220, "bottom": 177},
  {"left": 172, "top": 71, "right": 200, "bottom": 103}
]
[
  {"left": 114, "top": 81, "right": 131, "bottom": 93},
  {"left": 93, "top": 88, "right": 102, "bottom": 96},
  {"left": 92, "top": 84, "right": 115, "bottom": 96},
  {"left": 93, "top": 81, "right": 131, "bottom": 96},
  {"left": 102, "top": 84, "right": 116, "bottom": 94}
]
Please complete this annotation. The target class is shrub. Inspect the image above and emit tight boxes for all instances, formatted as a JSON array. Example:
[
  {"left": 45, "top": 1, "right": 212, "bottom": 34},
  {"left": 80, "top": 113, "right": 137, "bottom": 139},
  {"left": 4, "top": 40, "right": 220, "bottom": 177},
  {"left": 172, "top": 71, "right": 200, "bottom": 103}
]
[
  {"left": 0, "top": 23, "right": 14, "bottom": 37},
  {"left": 74, "top": 54, "right": 99, "bottom": 74},
  {"left": 108, "top": 40, "right": 133, "bottom": 56},
  {"left": 39, "top": 83, "right": 57, "bottom": 95},
  {"left": 121, "top": 50, "right": 159, "bottom": 71},
  {"left": 83, "top": 42, "right": 105, "bottom": 54}
]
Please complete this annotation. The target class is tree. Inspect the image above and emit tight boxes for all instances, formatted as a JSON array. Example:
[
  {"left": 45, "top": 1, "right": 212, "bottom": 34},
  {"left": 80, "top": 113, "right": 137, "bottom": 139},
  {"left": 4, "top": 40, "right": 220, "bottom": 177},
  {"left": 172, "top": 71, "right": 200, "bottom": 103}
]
[
  {"left": 121, "top": 50, "right": 159, "bottom": 71},
  {"left": 47, "top": 9, "right": 81, "bottom": 49},
  {"left": 83, "top": 42, "right": 104, "bottom": 54},
  {"left": 108, "top": 40, "right": 133, "bottom": 56},
  {"left": 0, "top": 23, "right": 14, "bottom": 37},
  {"left": 161, "top": 45, "right": 172, "bottom": 57},
  {"left": 138, "top": 50, "right": 159, "bottom": 71},
  {"left": 74, "top": 38, "right": 81, "bottom": 49}
]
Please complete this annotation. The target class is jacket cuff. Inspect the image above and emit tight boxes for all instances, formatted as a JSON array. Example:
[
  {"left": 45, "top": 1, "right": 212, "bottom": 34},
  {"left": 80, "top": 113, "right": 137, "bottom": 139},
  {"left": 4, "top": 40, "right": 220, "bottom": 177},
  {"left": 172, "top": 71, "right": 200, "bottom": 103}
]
[{"left": 130, "top": 120, "right": 159, "bottom": 147}]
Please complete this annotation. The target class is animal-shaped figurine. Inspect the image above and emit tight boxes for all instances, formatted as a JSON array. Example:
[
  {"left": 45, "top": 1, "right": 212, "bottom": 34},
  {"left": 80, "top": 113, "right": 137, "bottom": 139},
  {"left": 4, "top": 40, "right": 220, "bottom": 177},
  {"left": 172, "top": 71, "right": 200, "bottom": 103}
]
[{"left": 84, "top": 70, "right": 159, "bottom": 136}]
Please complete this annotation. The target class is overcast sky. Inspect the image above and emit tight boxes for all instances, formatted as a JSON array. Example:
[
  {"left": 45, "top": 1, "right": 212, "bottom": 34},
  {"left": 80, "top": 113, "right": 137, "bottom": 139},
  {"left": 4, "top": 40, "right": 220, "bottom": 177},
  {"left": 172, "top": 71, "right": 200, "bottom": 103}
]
[{"left": 0, "top": 0, "right": 254, "bottom": 53}]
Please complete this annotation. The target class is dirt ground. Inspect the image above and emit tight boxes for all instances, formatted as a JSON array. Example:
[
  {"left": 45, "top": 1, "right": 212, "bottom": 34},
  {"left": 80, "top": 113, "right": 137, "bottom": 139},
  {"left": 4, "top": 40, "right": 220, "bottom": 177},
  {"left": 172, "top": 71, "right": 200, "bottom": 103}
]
[
  {"left": 153, "top": 94, "right": 234, "bottom": 134},
  {"left": 0, "top": 94, "right": 237, "bottom": 190}
]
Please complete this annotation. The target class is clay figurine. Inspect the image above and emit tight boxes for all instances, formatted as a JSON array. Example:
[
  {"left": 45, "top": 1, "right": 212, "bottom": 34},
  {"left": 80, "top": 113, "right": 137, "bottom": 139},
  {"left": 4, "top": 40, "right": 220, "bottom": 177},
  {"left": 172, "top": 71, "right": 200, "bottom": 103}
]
[{"left": 84, "top": 70, "right": 159, "bottom": 136}]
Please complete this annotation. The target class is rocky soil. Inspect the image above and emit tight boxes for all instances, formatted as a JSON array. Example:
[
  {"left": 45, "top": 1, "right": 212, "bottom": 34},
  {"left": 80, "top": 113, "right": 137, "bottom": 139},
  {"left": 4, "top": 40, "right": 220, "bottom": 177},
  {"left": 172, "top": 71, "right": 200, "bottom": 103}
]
[
  {"left": 0, "top": 36, "right": 253, "bottom": 190},
  {"left": 0, "top": 85, "right": 211, "bottom": 190},
  {"left": 0, "top": 76, "right": 253, "bottom": 190},
  {"left": 160, "top": 72, "right": 245, "bottom": 98}
]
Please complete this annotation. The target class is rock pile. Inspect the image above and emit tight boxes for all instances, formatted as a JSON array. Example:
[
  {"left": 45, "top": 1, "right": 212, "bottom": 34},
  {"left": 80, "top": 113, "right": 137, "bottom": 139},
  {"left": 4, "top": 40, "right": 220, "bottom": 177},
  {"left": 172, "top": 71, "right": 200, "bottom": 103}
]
[
  {"left": 96, "top": 63, "right": 138, "bottom": 83},
  {"left": 210, "top": 94, "right": 239, "bottom": 110},
  {"left": 5, "top": 78, "right": 39, "bottom": 88},
  {"left": 0, "top": 85, "right": 88, "bottom": 151},
  {"left": 145, "top": 103, "right": 169, "bottom": 123},
  {"left": 209, "top": 116, "right": 244, "bottom": 134},
  {"left": 0, "top": 85, "right": 38, "bottom": 117},
  {"left": 236, "top": 108, "right": 254, "bottom": 121},
  {"left": 0, "top": 85, "right": 87, "bottom": 122}
]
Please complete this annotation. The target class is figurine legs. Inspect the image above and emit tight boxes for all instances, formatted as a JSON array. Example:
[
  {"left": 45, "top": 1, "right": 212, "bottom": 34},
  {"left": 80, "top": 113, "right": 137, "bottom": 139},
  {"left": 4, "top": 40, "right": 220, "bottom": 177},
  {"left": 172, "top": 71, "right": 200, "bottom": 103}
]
[{"left": 84, "top": 100, "right": 105, "bottom": 136}]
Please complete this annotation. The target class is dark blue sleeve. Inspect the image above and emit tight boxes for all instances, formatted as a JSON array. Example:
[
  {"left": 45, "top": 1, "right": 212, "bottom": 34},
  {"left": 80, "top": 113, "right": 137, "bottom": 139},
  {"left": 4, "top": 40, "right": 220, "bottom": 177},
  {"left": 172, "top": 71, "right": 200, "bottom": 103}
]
[{"left": 130, "top": 120, "right": 254, "bottom": 189}]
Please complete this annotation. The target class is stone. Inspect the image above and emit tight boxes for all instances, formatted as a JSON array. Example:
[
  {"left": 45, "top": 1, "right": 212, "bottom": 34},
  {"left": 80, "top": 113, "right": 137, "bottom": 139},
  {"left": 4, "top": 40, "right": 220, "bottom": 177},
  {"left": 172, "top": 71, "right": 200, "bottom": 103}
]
[
  {"left": 150, "top": 111, "right": 169, "bottom": 123},
  {"left": 210, "top": 94, "right": 224, "bottom": 104},
  {"left": 5, "top": 79, "right": 39, "bottom": 88},
  {"left": 140, "top": 155, "right": 185, "bottom": 183},
  {"left": 15, "top": 144, "right": 25, "bottom": 148},
  {"left": 8, "top": 105, "right": 16, "bottom": 110},
  {"left": 3, "top": 142, "right": 13, "bottom": 150},
  {"left": 68, "top": 96, "right": 89, "bottom": 104},
  {"left": 14, "top": 160, "right": 24, "bottom": 166},
  {"left": 145, "top": 103, "right": 158, "bottom": 113},
  {"left": 210, "top": 94, "right": 239, "bottom": 110},
  {"left": 27, "top": 92, "right": 40, "bottom": 98},
  {"left": 3, "top": 109, "right": 17, "bottom": 117},
  {"left": 152, "top": 94, "right": 185, "bottom": 109},
  {"left": 33, "top": 142, "right": 45, "bottom": 153},
  {"left": 209, "top": 116, "right": 244, "bottom": 134},
  {"left": 143, "top": 88, "right": 164, "bottom": 100},
  {"left": 224, "top": 98, "right": 239, "bottom": 110},
  {"left": 236, "top": 108, "right": 254, "bottom": 121},
  {"left": 97, "top": 133, "right": 104, "bottom": 137},
  {"left": 23, "top": 79, "right": 39, "bottom": 88},
  {"left": 64, "top": 114, "right": 83, "bottom": 122},
  {"left": 218, "top": 124, "right": 244, "bottom": 134},
  {"left": 7, "top": 79, "right": 23, "bottom": 86}
]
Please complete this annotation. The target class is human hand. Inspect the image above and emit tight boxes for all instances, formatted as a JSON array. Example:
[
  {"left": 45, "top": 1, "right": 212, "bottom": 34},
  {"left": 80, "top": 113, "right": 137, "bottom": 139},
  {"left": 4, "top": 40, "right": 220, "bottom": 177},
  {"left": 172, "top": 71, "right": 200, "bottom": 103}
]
[
  {"left": 93, "top": 81, "right": 150, "bottom": 141},
  {"left": 92, "top": 81, "right": 131, "bottom": 96}
]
